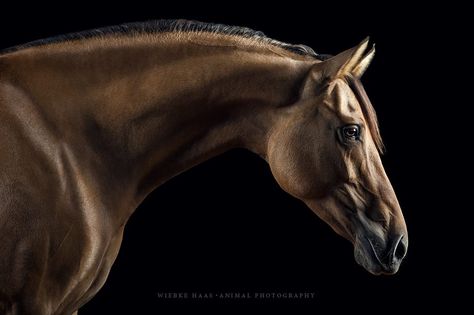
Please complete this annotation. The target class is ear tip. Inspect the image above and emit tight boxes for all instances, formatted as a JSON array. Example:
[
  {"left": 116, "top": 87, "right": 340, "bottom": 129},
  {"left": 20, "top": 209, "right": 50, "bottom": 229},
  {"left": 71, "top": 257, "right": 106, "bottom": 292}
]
[
  {"left": 357, "top": 37, "right": 370, "bottom": 52},
  {"left": 361, "top": 38, "right": 375, "bottom": 54},
  {"left": 370, "top": 43, "right": 376, "bottom": 52}
]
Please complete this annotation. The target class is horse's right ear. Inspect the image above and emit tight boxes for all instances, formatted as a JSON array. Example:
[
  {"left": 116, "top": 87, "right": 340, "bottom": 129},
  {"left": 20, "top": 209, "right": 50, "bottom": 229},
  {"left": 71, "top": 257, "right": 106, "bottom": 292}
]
[
  {"left": 322, "top": 37, "right": 370, "bottom": 79},
  {"left": 300, "top": 38, "right": 371, "bottom": 99}
]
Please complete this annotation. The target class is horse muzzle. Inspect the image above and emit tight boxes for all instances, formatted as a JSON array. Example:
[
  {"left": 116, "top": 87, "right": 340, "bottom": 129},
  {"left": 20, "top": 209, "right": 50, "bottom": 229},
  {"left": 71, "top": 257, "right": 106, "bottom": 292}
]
[{"left": 354, "top": 232, "right": 408, "bottom": 275}]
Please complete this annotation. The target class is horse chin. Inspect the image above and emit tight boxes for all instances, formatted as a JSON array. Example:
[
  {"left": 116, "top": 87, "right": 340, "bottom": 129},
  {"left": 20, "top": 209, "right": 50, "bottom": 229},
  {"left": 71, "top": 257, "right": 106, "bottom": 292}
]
[{"left": 353, "top": 235, "right": 400, "bottom": 275}]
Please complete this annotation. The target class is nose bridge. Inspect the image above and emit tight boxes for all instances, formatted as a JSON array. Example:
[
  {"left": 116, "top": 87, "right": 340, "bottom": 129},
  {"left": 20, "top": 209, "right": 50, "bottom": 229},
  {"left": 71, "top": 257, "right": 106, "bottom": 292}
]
[
  {"left": 371, "top": 186, "right": 408, "bottom": 244},
  {"left": 377, "top": 177, "right": 407, "bottom": 235},
  {"left": 358, "top": 149, "right": 407, "bottom": 234}
]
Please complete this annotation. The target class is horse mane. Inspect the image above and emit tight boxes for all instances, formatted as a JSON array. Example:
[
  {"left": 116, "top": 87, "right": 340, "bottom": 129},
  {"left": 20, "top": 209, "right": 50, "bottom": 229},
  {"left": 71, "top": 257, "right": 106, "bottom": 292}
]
[
  {"left": 0, "top": 19, "right": 323, "bottom": 59},
  {"left": 347, "top": 76, "right": 385, "bottom": 153}
]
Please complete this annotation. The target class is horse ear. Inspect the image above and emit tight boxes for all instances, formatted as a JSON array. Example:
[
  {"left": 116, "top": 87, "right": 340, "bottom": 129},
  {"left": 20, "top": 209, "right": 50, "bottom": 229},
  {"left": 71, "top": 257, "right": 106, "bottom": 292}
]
[
  {"left": 352, "top": 44, "right": 375, "bottom": 78},
  {"left": 321, "top": 37, "right": 372, "bottom": 79},
  {"left": 300, "top": 38, "right": 373, "bottom": 99}
]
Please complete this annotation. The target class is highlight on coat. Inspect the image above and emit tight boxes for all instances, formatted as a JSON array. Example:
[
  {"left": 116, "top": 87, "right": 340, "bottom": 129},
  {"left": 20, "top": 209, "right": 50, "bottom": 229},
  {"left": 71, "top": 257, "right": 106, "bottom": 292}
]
[{"left": 0, "top": 19, "right": 407, "bottom": 314}]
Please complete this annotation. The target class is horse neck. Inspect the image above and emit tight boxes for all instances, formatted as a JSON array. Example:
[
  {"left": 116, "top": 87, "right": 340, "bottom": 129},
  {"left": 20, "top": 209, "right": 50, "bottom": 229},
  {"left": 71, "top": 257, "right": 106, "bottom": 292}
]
[
  {"left": 3, "top": 35, "right": 314, "bottom": 223},
  {"left": 118, "top": 41, "right": 312, "bottom": 199}
]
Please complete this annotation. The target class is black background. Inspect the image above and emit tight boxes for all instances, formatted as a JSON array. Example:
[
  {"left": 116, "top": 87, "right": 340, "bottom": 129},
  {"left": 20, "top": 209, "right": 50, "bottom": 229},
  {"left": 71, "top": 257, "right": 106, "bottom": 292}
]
[{"left": 0, "top": 1, "right": 462, "bottom": 313}]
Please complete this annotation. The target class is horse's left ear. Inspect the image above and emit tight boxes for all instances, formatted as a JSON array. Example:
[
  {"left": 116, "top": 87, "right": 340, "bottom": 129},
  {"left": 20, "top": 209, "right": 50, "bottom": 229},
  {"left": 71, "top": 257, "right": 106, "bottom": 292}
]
[
  {"left": 300, "top": 38, "right": 375, "bottom": 98},
  {"left": 352, "top": 44, "right": 375, "bottom": 78},
  {"left": 322, "top": 37, "right": 375, "bottom": 79}
]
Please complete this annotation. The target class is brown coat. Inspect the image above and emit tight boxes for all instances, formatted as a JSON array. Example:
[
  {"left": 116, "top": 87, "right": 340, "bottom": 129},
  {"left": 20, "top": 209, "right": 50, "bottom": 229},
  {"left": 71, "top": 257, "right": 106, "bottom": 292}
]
[{"left": 0, "top": 20, "right": 407, "bottom": 314}]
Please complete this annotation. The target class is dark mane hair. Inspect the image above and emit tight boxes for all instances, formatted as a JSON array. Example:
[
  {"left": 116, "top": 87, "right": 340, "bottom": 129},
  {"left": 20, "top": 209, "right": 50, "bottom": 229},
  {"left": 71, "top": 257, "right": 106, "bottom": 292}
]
[
  {"left": 1, "top": 19, "right": 323, "bottom": 58},
  {"left": 347, "top": 76, "right": 385, "bottom": 153}
]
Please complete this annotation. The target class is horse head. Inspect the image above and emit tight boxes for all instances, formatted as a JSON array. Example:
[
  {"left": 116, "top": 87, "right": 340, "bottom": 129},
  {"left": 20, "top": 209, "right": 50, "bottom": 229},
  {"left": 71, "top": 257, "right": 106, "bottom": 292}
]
[{"left": 267, "top": 38, "right": 407, "bottom": 275}]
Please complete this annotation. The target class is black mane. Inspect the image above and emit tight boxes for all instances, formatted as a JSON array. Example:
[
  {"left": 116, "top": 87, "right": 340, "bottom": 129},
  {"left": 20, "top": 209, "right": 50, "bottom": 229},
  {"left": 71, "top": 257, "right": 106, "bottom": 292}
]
[{"left": 1, "top": 19, "right": 324, "bottom": 59}]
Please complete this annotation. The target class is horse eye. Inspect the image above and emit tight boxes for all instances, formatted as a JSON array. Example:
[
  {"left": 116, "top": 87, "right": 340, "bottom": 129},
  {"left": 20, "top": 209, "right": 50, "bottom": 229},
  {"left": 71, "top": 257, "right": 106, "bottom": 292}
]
[{"left": 342, "top": 125, "right": 360, "bottom": 139}]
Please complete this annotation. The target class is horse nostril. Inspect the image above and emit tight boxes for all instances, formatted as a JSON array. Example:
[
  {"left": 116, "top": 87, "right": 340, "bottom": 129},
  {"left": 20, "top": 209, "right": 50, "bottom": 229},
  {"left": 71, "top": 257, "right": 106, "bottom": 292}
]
[{"left": 393, "top": 235, "right": 407, "bottom": 261}]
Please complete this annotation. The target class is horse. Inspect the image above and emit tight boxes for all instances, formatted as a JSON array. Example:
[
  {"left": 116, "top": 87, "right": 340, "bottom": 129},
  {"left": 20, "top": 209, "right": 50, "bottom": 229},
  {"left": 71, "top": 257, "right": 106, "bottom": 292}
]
[{"left": 0, "top": 20, "right": 408, "bottom": 314}]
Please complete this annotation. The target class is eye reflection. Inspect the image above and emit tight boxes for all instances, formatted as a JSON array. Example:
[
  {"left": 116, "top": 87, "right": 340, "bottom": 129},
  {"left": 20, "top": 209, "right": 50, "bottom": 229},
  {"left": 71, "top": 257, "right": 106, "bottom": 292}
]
[{"left": 342, "top": 125, "right": 360, "bottom": 140}]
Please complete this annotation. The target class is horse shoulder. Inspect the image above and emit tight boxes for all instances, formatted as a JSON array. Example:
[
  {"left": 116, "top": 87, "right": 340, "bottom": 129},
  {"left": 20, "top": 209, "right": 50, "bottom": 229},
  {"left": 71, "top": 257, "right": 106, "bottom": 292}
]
[{"left": 0, "top": 77, "right": 119, "bottom": 312}]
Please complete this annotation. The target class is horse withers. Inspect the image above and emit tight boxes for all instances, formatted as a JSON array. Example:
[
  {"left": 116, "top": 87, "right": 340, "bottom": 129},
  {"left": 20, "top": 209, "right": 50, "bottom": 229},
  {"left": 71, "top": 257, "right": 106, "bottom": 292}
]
[{"left": 0, "top": 20, "right": 407, "bottom": 314}]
